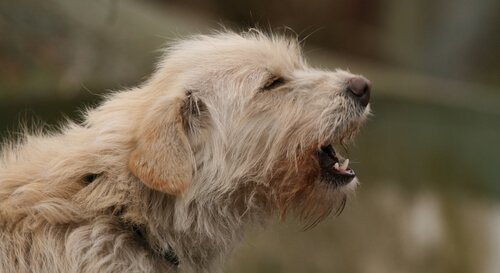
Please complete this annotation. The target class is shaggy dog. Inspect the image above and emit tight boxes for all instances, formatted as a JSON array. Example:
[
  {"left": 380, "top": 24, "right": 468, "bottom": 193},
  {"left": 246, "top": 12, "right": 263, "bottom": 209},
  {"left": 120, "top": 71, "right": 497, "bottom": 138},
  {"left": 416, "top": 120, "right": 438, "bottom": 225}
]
[{"left": 0, "top": 30, "right": 371, "bottom": 273}]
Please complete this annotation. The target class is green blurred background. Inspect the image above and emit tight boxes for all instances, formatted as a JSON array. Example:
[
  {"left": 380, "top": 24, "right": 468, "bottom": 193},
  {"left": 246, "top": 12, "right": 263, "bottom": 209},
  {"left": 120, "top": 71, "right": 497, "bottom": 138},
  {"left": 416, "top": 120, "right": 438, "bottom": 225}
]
[{"left": 1, "top": 0, "right": 499, "bottom": 272}]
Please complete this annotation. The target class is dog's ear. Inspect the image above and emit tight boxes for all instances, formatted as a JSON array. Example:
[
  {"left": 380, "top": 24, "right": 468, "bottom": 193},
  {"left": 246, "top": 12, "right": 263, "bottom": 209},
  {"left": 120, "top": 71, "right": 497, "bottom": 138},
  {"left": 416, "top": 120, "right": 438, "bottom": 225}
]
[{"left": 129, "top": 91, "right": 193, "bottom": 195}]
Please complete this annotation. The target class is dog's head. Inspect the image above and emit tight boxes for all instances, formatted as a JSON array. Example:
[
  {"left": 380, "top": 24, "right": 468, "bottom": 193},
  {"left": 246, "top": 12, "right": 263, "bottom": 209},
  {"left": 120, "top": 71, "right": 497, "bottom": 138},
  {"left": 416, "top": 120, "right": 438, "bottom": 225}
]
[{"left": 129, "top": 30, "right": 370, "bottom": 226}]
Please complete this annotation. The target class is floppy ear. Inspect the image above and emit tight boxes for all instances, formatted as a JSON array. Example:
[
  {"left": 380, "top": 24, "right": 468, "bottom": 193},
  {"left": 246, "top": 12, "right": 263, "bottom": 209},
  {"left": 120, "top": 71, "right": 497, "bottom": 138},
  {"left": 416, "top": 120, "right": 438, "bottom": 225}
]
[{"left": 128, "top": 91, "right": 193, "bottom": 195}]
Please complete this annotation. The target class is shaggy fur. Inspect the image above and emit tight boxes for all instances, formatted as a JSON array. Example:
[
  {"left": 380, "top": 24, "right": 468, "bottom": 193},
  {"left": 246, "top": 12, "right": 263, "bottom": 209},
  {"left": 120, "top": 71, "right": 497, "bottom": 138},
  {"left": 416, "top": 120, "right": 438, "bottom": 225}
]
[{"left": 0, "top": 30, "right": 370, "bottom": 273}]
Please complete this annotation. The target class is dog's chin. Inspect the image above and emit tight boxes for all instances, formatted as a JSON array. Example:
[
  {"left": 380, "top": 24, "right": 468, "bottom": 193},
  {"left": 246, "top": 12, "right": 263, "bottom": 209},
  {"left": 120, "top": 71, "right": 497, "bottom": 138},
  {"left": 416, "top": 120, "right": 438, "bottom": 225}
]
[
  {"left": 319, "top": 176, "right": 359, "bottom": 196},
  {"left": 297, "top": 178, "right": 358, "bottom": 230}
]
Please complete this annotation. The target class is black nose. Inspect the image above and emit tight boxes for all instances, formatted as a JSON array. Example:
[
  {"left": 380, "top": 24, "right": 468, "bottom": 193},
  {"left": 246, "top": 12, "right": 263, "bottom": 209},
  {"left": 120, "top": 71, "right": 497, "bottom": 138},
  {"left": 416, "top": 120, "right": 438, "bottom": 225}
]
[{"left": 347, "top": 77, "right": 371, "bottom": 107}]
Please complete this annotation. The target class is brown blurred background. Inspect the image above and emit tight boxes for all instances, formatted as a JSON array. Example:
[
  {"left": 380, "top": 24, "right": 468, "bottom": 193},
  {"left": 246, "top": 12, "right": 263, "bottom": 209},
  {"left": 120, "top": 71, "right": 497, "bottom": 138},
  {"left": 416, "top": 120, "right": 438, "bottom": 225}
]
[{"left": 1, "top": 0, "right": 500, "bottom": 272}]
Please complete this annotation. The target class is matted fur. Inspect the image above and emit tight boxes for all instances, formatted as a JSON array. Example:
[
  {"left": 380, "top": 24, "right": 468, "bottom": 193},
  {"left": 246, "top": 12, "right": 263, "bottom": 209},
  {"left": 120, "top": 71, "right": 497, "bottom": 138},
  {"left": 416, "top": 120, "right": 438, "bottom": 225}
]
[{"left": 0, "top": 30, "right": 370, "bottom": 273}]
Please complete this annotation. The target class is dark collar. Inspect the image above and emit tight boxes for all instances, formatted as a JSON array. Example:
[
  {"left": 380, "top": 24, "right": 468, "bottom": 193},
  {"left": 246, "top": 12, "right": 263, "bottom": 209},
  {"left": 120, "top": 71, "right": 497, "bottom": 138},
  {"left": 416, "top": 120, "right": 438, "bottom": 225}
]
[
  {"left": 130, "top": 224, "right": 180, "bottom": 267},
  {"left": 162, "top": 248, "right": 180, "bottom": 266}
]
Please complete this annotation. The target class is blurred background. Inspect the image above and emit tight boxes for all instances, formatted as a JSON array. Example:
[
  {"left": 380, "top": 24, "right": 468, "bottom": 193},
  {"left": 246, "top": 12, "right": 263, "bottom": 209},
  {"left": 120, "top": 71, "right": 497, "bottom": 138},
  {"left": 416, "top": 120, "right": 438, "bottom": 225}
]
[{"left": 1, "top": 0, "right": 499, "bottom": 272}]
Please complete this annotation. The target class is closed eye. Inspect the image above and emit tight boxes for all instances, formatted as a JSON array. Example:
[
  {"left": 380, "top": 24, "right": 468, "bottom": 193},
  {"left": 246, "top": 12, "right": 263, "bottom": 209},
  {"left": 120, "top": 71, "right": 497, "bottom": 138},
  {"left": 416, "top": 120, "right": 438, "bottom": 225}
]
[{"left": 262, "top": 76, "right": 286, "bottom": 91}]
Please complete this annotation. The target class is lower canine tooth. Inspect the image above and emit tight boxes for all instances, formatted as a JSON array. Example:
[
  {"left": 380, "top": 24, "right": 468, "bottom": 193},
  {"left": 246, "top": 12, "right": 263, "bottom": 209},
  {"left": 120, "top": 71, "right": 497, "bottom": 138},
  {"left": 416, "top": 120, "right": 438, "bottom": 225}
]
[
  {"left": 334, "top": 163, "right": 340, "bottom": 170},
  {"left": 340, "top": 159, "right": 349, "bottom": 171}
]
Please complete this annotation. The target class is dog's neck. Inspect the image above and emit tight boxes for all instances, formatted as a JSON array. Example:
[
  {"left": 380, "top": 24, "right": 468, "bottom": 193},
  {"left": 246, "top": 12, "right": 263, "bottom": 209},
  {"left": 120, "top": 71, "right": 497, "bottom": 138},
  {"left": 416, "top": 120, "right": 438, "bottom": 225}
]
[{"left": 117, "top": 179, "right": 255, "bottom": 272}]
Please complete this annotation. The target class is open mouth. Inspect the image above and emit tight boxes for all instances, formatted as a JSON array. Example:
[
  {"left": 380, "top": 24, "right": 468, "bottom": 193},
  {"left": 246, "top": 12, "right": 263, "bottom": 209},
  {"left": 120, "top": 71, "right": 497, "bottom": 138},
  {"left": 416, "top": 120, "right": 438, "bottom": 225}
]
[{"left": 318, "top": 144, "right": 355, "bottom": 186}]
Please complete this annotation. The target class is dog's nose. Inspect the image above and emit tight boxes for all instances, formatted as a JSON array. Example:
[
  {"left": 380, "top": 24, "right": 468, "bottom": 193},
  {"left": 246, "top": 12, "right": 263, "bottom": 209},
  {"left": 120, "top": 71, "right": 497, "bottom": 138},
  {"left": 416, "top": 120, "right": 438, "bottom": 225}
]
[{"left": 347, "top": 77, "right": 371, "bottom": 107}]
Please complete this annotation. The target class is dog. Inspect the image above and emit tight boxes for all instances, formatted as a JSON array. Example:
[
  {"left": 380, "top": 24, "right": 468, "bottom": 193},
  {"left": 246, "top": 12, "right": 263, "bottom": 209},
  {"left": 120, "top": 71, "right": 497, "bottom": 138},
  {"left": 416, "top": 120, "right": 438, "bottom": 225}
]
[{"left": 0, "top": 30, "right": 371, "bottom": 273}]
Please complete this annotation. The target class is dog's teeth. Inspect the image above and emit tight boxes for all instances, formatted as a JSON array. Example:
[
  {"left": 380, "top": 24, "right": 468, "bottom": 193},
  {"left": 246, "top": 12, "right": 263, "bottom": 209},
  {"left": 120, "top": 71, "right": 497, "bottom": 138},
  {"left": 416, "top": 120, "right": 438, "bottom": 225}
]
[
  {"left": 333, "top": 162, "right": 340, "bottom": 170},
  {"left": 340, "top": 159, "right": 349, "bottom": 171}
]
